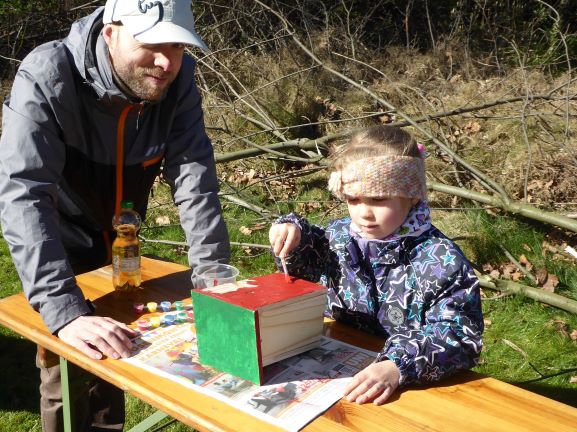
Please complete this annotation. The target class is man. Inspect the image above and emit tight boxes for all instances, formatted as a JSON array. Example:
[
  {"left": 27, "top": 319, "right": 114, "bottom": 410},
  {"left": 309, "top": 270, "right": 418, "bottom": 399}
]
[{"left": 0, "top": 0, "right": 230, "bottom": 430}]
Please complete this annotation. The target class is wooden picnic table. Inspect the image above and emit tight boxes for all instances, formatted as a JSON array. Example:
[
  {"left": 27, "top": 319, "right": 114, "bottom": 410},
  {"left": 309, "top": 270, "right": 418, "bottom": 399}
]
[{"left": 0, "top": 256, "right": 576, "bottom": 431}]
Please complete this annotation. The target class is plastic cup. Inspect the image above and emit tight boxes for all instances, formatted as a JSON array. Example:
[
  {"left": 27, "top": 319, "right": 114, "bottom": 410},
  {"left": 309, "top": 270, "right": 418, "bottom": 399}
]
[
  {"left": 147, "top": 302, "right": 157, "bottom": 313},
  {"left": 160, "top": 301, "right": 171, "bottom": 312},
  {"left": 173, "top": 300, "right": 184, "bottom": 310},
  {"left": 193, "top": 263, "right": 239, "bottom": 289}
]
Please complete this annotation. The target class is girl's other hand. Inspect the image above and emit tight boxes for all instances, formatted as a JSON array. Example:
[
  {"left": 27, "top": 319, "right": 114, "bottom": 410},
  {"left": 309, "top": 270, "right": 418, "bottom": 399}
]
[
  {"left": 343, "top": 360, "right": 400, "bottom": 405},
  {"left": 269, "top": 223, "right": 301, "bottom": 258}
]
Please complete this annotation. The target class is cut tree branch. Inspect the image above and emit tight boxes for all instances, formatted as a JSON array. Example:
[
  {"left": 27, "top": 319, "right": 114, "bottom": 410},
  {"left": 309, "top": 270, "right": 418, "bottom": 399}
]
[{"left": 476, "top": 272, "right": 577, "bottom": 314}]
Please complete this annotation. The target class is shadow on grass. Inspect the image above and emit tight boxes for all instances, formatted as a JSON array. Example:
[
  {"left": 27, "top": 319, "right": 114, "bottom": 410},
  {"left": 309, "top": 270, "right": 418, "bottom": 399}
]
[{"left": 0, "top": 332, "right": 39, "bottom": 412}]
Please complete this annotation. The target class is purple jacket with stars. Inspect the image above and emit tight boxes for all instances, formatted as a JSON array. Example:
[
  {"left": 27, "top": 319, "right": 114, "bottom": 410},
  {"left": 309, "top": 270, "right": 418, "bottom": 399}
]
[{"left": 273, "top": 213, "right": 484, "bottom": 386}]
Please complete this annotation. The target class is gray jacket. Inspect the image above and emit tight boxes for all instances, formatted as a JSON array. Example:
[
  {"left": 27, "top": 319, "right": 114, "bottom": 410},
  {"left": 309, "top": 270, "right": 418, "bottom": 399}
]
[{"left": 0, "top": 8, "right": 230, "bottom": 333}]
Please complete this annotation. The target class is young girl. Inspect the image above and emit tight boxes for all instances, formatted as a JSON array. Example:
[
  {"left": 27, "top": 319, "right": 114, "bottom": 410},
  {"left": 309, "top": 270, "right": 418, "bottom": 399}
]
[{"left": 269, "top": 125, "right": 483, "bottom": 405}]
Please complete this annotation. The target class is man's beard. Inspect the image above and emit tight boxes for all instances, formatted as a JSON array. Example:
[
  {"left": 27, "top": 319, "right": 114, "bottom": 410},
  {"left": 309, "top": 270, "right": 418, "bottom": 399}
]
[{"left": 114, "top": 65, "right": 174, "bottom": 102}]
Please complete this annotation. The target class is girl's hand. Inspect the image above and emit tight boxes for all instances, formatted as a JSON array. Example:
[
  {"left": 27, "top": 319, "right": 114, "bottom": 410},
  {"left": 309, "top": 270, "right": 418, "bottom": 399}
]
[
  {"left": 343, "top": 360, "right": 400, "bottom": 405},
  {"left": 269, "top": 223, "right": 301, "bottom": 258}
]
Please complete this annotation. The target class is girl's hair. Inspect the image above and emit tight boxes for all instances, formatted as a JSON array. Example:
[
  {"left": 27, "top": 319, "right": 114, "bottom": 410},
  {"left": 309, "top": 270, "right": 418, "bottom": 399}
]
[{"left": 330, "top": 125, "right": 420, "bottom": 171}]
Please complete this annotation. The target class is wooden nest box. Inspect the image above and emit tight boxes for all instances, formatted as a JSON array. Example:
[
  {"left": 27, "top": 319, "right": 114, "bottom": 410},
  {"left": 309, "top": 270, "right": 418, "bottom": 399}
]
[{"left": 191, "top": 273, "right": 327, "bottom": 384}]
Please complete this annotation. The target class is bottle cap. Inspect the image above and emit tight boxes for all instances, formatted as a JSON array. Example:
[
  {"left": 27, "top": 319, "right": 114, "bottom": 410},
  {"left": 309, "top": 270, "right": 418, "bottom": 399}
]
[{"left": 112, "top": 200, "right": 141, "bottom": 230}]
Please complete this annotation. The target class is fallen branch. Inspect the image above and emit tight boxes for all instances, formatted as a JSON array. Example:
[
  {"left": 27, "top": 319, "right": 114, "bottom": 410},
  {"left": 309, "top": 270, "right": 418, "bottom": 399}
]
[
  {"left": 429, "top": 181, "right": 577, "bottom": 233},
  {"left": 214, "top": 131, "right": 349, "bottom": 163},
  {"left": 476, "top": 272, "right": 577, "bottom": 314},
  {"left": 221, "top": 193, "right": 278, "bottom": 219},
  {"left": 139, "top": 236, "right": 270, "bottom": 250}
]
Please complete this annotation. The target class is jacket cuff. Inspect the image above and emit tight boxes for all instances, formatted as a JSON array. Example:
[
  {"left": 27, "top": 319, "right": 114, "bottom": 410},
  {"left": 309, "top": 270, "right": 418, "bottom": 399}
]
[
  {"left": 41, "top": 292, "right": 94, "bottom": 335},
  {"left": 376, "top": 346, "right": 415, "bottom": 387},
  {"left": 273, "top": 213, "right": 305, "bottom": 231}
]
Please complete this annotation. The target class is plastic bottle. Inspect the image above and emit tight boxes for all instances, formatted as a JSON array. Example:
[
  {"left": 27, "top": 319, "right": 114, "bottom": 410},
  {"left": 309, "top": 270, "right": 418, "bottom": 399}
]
[{"left": 112, "top": 200, "right": 142, "bottom": 291}]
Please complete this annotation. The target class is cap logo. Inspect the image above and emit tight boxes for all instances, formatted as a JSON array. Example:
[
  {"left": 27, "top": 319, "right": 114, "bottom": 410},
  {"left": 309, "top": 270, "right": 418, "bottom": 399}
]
[
  {"left": 138, "top": 0, "right": 164, "bottom": 17},
  {"left": 135, "top": 1, "right": 164, "bottom": 36}
]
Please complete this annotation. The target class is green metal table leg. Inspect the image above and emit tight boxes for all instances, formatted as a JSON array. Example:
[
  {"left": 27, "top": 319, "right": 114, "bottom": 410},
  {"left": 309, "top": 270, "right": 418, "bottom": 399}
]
[
  {"left": 59, "top": 357, "right": 74, "bottom": 432},
  {"left": 127, "top": 410, "right": 169, "bottom": 432},
  {"left": 59, "top": 356, "right": 169, "bottom": 431}
]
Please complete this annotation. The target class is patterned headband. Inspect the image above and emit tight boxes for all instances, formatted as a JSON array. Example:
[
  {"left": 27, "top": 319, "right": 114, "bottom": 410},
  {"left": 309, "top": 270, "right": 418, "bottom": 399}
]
[{"left": 328, "top": 155, "right": 427, "bottom": 200}]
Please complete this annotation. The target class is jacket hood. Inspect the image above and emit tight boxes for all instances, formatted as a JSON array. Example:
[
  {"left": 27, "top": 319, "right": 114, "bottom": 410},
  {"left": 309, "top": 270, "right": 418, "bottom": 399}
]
[{"left": 63, "top": 7, "right": 129, "bottom": 106}]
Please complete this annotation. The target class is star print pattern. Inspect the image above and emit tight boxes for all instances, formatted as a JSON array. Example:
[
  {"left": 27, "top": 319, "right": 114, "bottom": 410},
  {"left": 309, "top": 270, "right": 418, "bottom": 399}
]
[{"left": 273, "top": 201, "right": 484, "bottom": 387}]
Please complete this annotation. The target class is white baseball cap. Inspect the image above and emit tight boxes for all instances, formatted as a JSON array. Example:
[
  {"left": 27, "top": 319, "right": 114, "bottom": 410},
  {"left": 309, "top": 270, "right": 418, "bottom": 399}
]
[{"left": 103, "top": 0, "right": 209, "bottom": 51}]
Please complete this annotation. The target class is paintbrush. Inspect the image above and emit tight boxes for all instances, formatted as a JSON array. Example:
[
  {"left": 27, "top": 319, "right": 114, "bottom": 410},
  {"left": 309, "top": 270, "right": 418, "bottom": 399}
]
[{"left": 280, "top": 256, "right": 290, "bottom": 282}]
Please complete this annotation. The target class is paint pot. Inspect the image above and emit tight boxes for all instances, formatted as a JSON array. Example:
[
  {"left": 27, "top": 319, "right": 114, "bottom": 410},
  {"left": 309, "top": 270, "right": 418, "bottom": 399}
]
[
  {"left": 146, "top": 302, "right": 157, "bottom": 313},
  {"left": 174, "top": 300, "right": 184, "bottom": 310},
  {"left": 137, "top": 319, "right": 149, "bottom": 331},
  {"left": 150, "top": 316, "right": 161, "bottom": 328},
  {"left": 163, "top": 314, "right": 175, "bottom": 325},
  {"left": 133, "top": 302, "right": 145, "bottom": 314},
  {"left": 177, "top": 311, "right": 187, "bottom": 323},
  {"left": 160, "top": 301, "right": 171, "bottom": 312}
]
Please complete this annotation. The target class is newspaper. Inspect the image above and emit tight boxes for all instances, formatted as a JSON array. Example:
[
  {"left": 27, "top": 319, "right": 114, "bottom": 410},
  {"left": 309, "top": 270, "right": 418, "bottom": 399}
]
[{"left": 123, "top": 321, "right": 377, "bottom": 431}]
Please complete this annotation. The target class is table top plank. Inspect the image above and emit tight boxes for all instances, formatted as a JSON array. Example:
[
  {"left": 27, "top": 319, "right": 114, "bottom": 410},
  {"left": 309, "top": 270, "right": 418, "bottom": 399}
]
[{"left": 1, "top": 257, "right": 577, "bottom": 432}]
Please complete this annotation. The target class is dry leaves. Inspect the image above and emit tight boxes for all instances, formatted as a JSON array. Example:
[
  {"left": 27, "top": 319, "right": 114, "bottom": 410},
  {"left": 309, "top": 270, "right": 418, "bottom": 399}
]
[
  {"left": 541, "top": 273, "right": 559, "bottom": 292},
  {"left": 239, "top": 222, "right": 268, "bottom": 236},
  {"left": 518, "top": 254, "right": 532, "bottom": 271},
  {"left": 481, "top": 254, "right": 559, "bottom": 292},
  {"left": 464, "top": 120, "right": 482, "bottom": 135},
  {"left": 570, "top": 376, "right": 577, "bottom": 384},
  {"left": 535, "top": 268, "right": 548, "bottom": 285},
  {"left": 546, "top": 319, "right": 569, "bottom": 337},
  {"left": 155, "top": 215, "right": 170, "bottom": 226},
  {"left": 501, "top": 263, "right": 523, "bottom": 282},
  {"left": 541, "top": 240, "right": 573, "bottom": 263},
  {"left": 297, "top": 201, "right": 322, "bottom": 213},
  {"left": 239, "top": 226, "right": 252, "bottom": 235},
  {"left": 226, "top": 168, "right": 258, "bottom": 185}
]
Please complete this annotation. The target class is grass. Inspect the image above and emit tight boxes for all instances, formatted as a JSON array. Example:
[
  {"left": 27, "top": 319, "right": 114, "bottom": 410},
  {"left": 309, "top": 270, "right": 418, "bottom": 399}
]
[{"left": 1, "top": 182, "right": 576, "bottom": 430}]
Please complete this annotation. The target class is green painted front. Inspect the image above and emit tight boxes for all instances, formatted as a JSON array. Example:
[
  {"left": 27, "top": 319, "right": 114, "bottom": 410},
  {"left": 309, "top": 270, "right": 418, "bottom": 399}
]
[{"left": 192, "top": 292, "right": 261, "bottom": 383}]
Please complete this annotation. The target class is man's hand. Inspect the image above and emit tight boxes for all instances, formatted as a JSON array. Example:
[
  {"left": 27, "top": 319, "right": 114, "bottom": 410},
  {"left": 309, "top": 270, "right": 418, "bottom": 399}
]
[
  {"left": 343, "top": 360, "right": 400, "bottom": 405},
  {"left": 269, "top": 223, "right": 301, "bottom": 258},
  {"left": 57, "top": 315, "right": 137, "bottom": 360}
]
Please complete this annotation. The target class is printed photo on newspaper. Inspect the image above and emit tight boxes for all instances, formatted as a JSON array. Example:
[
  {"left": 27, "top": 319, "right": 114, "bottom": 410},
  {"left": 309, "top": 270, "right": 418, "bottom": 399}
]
[{"left": 123, "top": 322, "right": 377, "bottom": 431}]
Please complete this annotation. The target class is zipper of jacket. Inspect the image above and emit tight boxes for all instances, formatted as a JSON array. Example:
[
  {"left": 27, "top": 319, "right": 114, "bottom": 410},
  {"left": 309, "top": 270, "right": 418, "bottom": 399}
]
[
  {"left": 114, "top": 104, "right": 137, "bottom": 219},
  {"left": 104, "top": 103, "right": 141, "bottom": 265}
]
